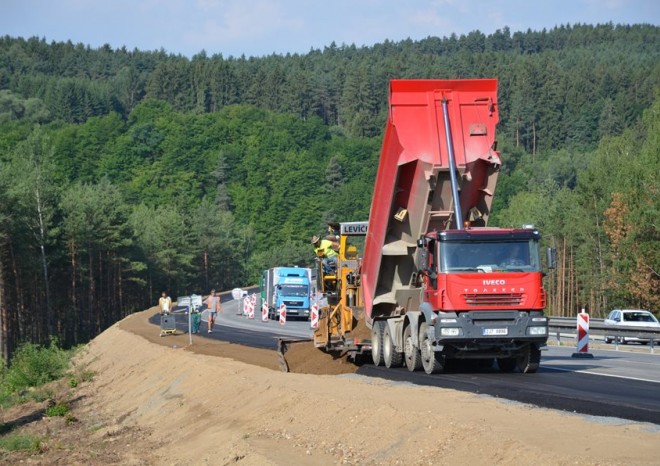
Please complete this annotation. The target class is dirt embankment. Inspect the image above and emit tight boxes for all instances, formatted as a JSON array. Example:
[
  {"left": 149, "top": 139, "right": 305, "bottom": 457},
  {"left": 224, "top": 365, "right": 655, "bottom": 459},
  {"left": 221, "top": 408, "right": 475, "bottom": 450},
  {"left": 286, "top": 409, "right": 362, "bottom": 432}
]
[
  {"left": 6, "top": 307, "right": 659, "bottom": 465},
  {"left": 87, "top": 308, "right": 660, "bottom": 464}
]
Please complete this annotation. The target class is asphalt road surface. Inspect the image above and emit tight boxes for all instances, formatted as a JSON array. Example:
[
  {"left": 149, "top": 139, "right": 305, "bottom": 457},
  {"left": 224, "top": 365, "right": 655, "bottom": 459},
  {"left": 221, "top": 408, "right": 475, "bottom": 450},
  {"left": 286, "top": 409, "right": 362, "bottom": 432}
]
[{"left": 154, "top": 296, "right": 660, "bottom": 425}]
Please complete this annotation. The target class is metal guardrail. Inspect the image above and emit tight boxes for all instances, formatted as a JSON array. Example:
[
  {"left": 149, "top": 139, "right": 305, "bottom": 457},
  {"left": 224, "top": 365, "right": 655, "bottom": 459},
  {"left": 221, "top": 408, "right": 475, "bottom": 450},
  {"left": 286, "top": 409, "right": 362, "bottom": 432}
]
[{"left": 548, "top": 316, "right": 659, "bottom": 353}]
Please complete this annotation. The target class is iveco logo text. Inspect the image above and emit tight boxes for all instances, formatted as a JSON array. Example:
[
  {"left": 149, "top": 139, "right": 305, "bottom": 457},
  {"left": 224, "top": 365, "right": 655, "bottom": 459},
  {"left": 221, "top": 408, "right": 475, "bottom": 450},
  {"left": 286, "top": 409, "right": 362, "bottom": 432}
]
[{"left": 483, "top": 279, "right": 506, "bottom": 285}]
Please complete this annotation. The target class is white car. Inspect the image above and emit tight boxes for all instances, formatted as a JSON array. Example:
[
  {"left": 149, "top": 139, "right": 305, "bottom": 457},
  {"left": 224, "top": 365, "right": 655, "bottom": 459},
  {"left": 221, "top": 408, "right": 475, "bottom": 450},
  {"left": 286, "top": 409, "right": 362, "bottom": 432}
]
[{"left": 604, "top": 309, "right": 660, "bottom": 344}]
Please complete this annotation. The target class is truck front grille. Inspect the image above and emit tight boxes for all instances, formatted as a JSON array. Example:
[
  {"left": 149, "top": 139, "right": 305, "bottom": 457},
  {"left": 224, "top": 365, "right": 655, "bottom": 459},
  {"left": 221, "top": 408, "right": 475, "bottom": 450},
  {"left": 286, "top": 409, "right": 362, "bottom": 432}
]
[
  {"left": 463, "top": 293, "right": 524, "bottom": 307},
  {"left": 283, "top": 300, "right": 303, "bottom": 307}
]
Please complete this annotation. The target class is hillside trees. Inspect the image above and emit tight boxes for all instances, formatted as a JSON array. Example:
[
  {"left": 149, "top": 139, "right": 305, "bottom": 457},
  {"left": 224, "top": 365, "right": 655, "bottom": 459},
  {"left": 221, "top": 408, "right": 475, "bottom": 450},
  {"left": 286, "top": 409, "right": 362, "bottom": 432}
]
[
  {"left": 4, "top": 128, "right": 59, "bottom": 339},
  {"left": 492, "top": 94, "right": 660, "bottom": 315},
  {"left": 60, "top": 179, "right": 137, "bottom": 341},
  {"left": 2, "top": 24, "right": 658, "bottom": 144},
  {"left": 0, "top": 24, "right": 658, "bottom": 359}
]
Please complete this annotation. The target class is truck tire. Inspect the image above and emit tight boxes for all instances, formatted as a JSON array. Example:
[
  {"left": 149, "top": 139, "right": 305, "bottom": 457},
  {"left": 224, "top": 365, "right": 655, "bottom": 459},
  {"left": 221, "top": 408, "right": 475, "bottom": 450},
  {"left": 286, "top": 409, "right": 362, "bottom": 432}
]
[
  {"left": 383, "top": 324, "right": 403, "bottom": 368},
  {"left": 403, "top": 324, "right": 422, "bottom": 372},
  {"left": 419, "top": 321, "right": 444, "bottom": 374},
  {"left": 516, "top": 345, "right": 541, "bottom": 373},
  {"left": 371, "top": 320, "right": 385, "bottom": 366}
]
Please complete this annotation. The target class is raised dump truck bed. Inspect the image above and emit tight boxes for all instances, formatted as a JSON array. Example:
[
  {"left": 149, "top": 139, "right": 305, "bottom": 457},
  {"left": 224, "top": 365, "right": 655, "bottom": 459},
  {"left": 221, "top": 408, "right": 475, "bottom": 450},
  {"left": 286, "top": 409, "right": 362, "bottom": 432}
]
[{"left": 301, "top": 79, "right": 550, "bottom": 375}]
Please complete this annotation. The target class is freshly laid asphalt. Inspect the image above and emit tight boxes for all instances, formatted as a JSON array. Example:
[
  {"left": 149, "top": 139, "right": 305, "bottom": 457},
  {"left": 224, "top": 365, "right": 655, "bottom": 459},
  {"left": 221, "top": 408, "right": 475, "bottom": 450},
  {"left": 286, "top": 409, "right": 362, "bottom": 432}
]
[{"left": 150, "top": 296, "right": 660, "bottom": 426}]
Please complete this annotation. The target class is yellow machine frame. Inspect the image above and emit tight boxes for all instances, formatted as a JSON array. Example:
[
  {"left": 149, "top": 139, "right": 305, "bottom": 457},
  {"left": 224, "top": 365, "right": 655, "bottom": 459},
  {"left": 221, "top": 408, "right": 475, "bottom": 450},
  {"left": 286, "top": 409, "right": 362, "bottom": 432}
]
[{"left": 313, "top": 222, "right": 367, "bottom": 350}]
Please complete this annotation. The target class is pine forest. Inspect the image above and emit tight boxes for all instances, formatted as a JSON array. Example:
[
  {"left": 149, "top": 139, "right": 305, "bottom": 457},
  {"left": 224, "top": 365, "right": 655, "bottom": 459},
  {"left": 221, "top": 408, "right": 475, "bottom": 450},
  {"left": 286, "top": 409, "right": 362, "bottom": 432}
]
[{"left": 0, "top": 23, "right": 658, "bottom": 360}]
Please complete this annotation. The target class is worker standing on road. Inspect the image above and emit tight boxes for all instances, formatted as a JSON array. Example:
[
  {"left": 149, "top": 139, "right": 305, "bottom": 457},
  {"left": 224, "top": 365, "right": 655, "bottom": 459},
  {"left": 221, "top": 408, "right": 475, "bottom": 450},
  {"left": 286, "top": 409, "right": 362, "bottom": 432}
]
[
  {"left": 159, "top": 291, "right": 172, "bottom": 314},
  {"left": 312, "top": 235, "right": 338, "bottom": 273},
  {"left": 204, "top": 289, "right": 221, "bottom": 333}
]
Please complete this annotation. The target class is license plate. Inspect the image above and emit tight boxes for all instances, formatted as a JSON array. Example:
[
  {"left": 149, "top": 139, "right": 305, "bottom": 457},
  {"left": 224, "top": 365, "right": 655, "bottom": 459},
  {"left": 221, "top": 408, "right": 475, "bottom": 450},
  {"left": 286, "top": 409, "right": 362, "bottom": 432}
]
[{"left": 483, "top": 328, "right": 508, "bottom": 336}]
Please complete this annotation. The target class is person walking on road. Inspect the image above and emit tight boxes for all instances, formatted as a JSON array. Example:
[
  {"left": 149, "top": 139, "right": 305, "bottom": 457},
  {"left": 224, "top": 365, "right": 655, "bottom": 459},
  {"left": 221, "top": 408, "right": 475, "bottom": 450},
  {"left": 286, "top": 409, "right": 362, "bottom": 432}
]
[
  {"left": 204, "top": 289, "right": 221, "bottom": 333},
  {"left": 159, "top": 291, "right": 172, "bottom": 314}
]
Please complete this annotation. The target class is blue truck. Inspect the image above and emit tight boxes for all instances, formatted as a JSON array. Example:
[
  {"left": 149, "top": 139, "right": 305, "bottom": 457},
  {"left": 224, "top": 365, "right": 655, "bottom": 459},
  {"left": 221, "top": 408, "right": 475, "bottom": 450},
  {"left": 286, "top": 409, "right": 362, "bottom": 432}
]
[{"left": 261, "top": 267, "right": 313, "bottom": 321}]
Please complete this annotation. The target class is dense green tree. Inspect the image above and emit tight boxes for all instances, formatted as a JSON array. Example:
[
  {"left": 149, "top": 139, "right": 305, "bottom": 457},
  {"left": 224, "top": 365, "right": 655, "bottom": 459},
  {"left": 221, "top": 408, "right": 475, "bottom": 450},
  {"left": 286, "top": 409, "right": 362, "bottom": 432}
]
[
  {"left": 5, "top": 127, "right": 59, "bottom": 338},
  {"left": 130, "top": 204, "right": 195, "bottom": 299},
  {"left": 60, "top": 178, "right": 137, "bottom": 340}
]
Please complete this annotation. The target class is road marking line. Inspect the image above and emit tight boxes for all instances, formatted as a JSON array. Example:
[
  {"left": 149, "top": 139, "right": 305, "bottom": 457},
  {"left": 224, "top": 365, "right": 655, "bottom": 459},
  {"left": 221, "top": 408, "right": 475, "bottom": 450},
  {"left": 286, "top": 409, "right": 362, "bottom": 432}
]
[{"left": 544, "top": 366, "right": 660, "bottom": 384}]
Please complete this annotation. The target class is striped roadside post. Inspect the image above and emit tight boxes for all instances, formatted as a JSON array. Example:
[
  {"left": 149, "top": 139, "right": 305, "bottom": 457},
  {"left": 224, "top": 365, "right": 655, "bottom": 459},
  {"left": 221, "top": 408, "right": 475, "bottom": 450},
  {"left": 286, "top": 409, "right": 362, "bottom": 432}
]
[
  {"left": 247, "top": 297, "right": 255, "bottom": 319},
  {"left": 310, "top": 302, "right": 319, "bottom": 329},
  {"left": 279, "top": 303, "right": 286, "bottom": 325},
  {"left": 572, "top": 310, "right": 594, "bottom": 359}
]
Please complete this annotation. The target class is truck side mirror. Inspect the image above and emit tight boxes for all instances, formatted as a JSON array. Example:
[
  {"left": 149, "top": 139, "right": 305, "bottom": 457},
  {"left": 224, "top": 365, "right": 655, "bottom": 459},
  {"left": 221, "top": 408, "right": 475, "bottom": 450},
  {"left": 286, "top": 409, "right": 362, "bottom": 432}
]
[{"left": 546, "top": 247, "right": 557, "bottom": 269}]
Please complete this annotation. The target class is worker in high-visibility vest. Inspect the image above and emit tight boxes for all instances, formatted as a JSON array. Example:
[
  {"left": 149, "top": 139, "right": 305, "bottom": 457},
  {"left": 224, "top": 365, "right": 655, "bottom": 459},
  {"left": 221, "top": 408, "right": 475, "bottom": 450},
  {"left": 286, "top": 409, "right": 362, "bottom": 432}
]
[
  {"left": 312, "top": 235, "right": 338, "bottom": 273},
  {"left": 159, "top": 291, "right": 172, "bottom": 314}
]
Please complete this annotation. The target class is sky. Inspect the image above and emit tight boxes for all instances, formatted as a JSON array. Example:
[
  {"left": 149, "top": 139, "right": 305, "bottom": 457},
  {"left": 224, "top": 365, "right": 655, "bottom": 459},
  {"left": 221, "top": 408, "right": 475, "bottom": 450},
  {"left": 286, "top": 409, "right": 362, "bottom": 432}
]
[{"left": 3, "top": 0, "right": 659, "bottom": 58}]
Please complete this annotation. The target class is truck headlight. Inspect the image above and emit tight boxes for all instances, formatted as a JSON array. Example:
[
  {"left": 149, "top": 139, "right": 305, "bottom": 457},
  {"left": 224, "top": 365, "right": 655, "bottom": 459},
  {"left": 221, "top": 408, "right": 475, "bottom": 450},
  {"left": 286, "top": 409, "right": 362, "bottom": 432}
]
[
  {"left": 440, "top": 328, "right": 462, "bottom": 337},
  {"left": 527, "top": 326, "right": 547, "bottom": 336}
]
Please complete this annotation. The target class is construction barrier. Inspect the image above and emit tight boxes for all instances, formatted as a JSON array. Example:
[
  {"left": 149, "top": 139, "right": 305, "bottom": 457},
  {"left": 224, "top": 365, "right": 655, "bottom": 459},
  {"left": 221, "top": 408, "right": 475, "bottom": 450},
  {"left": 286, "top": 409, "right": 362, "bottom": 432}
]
[
  {"left": 262, "top": 301, "right": 268, "bottom": 322},
  {"left": 247, "top": 295, "right": 255, "bottom": 319},
  {"left": 279, "top": 303, "right": 286, "bottom": 325},
  {"left": 310, "top": 303, "right": 319, "bottom": 329},
  {"left": 572, "top": 311, "right": 594, "bottom": 359},
  {"left": 242, "top": 297, "right": 249, "bottom": 316}
]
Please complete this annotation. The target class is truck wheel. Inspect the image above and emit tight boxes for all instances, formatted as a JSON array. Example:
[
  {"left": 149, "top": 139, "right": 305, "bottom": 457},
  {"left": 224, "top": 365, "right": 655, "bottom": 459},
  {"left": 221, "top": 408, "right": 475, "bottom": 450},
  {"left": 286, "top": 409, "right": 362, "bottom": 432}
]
[
  {"left": 383, "top": 324, "right": 403, "bottom": 368},
  {"left": 419, "top": 321, "right": 444, "bottom": 374},
  {"left": 371, "top": 321, "right": 385, "bottom": 366},
  {"left": 497, "top": 358, "right": 516, "bottom": 372},
  {"left": 516, "top": 345, "right": 541, "bottom": 373},
  {"left": 403, "top": 324, "right": 421, "bottom": 372}
]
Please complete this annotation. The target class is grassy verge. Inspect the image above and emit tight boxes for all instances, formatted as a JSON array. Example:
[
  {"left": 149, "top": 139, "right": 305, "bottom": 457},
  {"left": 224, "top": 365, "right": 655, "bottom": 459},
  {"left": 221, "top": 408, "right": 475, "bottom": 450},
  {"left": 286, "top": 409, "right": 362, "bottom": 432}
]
[
  {"left": 0, "top": 433, "right": 42, "bottom": 452},
  {"left": 0, "top": 339, "right": 93, "bottom": 453},
  {"left": 0, "top": 340, "right": 90, "bottom": 409}
]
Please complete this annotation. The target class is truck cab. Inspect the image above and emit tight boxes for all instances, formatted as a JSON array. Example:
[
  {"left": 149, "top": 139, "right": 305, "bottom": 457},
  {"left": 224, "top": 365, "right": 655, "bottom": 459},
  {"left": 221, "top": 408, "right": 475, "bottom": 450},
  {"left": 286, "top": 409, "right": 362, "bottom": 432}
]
[
  {"left": 262, "top": 267, "right": 312, "bottom": 321},
  {"left": 415, "top": 227, "right": 548, "bottom": 366}
]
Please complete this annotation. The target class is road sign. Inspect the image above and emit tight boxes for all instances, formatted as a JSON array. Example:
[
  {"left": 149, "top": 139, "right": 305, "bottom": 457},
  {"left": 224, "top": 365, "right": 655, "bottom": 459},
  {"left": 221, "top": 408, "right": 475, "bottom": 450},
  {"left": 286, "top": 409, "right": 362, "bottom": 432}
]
[{"left": 231, "top": 288, "right": 244, "bottom": 300}]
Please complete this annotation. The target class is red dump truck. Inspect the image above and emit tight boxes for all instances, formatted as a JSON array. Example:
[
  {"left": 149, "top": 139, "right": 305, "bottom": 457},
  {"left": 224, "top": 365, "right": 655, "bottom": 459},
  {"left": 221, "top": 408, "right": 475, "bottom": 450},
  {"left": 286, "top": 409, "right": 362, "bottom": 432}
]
[{"left": 305, "top": 79, "right": 552, "bottom": 374}]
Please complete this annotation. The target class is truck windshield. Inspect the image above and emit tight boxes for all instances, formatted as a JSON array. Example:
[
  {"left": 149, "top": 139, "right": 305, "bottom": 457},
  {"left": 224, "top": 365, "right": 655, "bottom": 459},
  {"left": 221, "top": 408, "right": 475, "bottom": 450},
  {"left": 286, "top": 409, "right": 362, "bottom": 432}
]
[
  {"left": 279, "top": 285, "right": 309, "bottom": 297},
  {"left": 439, "top": 240, "right": 541, "bottom": 272}
]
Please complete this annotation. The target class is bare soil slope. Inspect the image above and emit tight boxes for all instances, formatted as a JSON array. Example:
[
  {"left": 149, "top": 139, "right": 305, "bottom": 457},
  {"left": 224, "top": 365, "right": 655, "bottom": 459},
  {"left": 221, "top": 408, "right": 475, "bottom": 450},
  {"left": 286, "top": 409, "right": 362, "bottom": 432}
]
[{"left": 7, "top": 307, "right": 659, "bottom": 465}]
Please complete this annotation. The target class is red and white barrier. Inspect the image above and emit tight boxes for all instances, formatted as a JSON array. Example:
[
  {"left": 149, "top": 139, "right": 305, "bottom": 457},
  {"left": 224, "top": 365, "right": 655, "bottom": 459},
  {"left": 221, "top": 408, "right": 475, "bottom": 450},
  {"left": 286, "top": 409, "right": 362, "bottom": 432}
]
[
  {"left": 242, "top": 298, "right": 249, "bottom": 316},
  {"left": 279, "top": 304, "right": 286, "bottom": 325},
  {"left": 262, "top": 301, "right": 268, "bottom": 322},
  {"left": 247, "top": 300, "right": 255, "bottom": 319},
  {"left": 310, "top": 303, "right": 319, "bottom": 329},
  {"left": 572, "top": 311, "right": 594, "bottom": 358}
]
